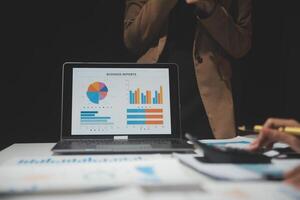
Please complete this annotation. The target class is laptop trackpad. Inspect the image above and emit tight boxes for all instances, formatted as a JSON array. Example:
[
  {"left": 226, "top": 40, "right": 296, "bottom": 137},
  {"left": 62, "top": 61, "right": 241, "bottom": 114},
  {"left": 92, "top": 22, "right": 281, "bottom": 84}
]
[{"left": 96, "top": 144, "right": 152, "bottom": 150}]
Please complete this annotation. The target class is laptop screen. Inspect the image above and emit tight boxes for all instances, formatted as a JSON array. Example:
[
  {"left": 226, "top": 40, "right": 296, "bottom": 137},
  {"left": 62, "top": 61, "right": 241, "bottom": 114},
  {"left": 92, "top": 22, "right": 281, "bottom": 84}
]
[{"left": 71, "top": 68, "right": 172, "bottom": 135}]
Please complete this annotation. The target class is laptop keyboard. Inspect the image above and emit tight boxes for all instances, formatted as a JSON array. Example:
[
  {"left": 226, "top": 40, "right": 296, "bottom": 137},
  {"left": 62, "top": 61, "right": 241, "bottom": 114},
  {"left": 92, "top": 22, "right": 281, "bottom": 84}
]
[
  {"left": 64, "top": 139, "right": 183, "bottom": 145},
  {"left": 53, "top": 139, "right": 193, "bottom": 152}
]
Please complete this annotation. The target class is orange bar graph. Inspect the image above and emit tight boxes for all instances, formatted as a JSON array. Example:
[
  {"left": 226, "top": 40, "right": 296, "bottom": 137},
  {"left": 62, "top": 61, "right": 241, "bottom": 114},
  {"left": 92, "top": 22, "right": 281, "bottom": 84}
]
[
  {"left": 137, "top": 88, "right": 140, "bottom": 104},
  {"left": 145, "top": 109, "right": 163, "bottom": 113},
  {"left": 158, "top": 94, "right": 161, "bottom": 104},
  {"left": 145, "top": 121, "right": 163, "bottom": 125},
  {"left": 145, "top": 115, "right": 163, "bottom": 119},
  {"left": 130, "top": 86, "right": 163, "bottom": 104},
  {"left": 135, "top": 90, "right": 138, "bottom": 104},
  {"left": 160, "top": 86, "right": 163, "bottom": 104},
  {"left": 146, "top": 91, "right": 151, "bottom": 104}
]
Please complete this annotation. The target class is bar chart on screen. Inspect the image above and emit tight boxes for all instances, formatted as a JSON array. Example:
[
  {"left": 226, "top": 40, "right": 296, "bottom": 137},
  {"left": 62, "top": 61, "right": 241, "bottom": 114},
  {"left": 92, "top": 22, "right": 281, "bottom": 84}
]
[
  {"left": 80, "top": 111, "right": 113, "bottom": 126},
  {"left": 126, "top": 108, "right": 164, "bottom": 125},
  {"left": 129, "top": 86, "right": 164, "bottom": 104},
  {"left": 126, "top": 83, "right": 168, "bottom": 131}
]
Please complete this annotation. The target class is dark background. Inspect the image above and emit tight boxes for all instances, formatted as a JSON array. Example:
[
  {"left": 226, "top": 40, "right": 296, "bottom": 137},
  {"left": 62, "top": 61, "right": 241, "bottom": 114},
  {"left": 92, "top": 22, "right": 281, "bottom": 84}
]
[{"left": 1, "top": 0, "right": 300, "bottom": 150}]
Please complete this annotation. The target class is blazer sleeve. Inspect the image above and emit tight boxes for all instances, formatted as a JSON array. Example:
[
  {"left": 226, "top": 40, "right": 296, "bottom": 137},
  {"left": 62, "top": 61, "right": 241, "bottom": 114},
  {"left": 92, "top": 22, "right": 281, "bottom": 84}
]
[
  {"left": 199, "top": 0, "right": 252, "bottom": 58},
  {"left": 124, "top": 0, "right": 177, "bottom": 55}
]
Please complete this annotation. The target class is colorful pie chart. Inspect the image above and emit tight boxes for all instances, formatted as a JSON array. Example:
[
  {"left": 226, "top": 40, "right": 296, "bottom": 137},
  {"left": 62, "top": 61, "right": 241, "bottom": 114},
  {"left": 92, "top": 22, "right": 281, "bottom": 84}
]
[{"left": 87, "top": 82, "right": 108, "bottom": 104}]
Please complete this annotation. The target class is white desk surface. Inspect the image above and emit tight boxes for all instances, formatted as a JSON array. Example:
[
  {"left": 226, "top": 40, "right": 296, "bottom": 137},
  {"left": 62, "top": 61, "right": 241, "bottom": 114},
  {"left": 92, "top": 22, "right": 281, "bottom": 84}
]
[{"left": 0, "top": 143, "right": 298, "bottom": 200}]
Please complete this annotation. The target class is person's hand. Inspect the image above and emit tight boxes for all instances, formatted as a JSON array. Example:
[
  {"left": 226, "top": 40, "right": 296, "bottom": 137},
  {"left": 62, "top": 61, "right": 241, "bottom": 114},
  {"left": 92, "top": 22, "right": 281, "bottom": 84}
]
[
  {"left": 285, "top": 165, "right": 300, "bottom": 190},
  {"left": 186, "top": 0, "right": 217, "bottom": 15},
  {"left": 248, "top": 118, "right": 300, "bottom": 153}
]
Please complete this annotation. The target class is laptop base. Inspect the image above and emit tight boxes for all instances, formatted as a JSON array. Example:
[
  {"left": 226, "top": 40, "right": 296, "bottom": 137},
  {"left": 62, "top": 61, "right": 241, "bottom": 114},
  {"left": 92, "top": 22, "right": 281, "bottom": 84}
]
[{"left": 52, "top": 139, "right": 194, "bottom": 154}]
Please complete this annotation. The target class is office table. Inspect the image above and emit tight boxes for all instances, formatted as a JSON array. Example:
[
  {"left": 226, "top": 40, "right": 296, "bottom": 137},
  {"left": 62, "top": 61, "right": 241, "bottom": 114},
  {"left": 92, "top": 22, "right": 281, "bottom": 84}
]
[{"left": 0, "top": 143, "right": 299, "bottom": 200}]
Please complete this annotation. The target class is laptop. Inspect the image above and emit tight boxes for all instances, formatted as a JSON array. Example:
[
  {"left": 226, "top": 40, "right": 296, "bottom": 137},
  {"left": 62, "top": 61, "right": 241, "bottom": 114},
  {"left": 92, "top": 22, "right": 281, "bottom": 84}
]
[{"left": 52, "top": 62, "right": 193, "bottom": 153}]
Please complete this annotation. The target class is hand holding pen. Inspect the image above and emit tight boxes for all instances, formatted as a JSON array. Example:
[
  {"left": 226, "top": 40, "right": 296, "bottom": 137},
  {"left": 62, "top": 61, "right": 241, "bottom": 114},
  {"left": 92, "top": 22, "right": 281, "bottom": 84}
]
[
  {"left": 247, "top": 118, "right": 300, "bottom": 189},
  {"left": 248, "top": 118, "right": 300, "bottom": 153}
]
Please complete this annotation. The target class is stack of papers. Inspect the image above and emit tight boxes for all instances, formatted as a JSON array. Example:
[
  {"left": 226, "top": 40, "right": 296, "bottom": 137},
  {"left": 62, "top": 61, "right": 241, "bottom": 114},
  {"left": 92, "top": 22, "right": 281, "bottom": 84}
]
[
  {"left": 174, "top": 153, "right": 300, "bottom": 181},
  {"left": 200, "top": 136, "right": 254, "bottom": 149},
  {"left": 175, "top": 135, "right": 300, "bottom": 181},
  {"left": 200, "top": 136, "right": 289, "bottom": 149},
  {"left": 0, "top": 158, "right": 195, "bottom": 194},
  {"left": 174, "top": 153, "right": 262, "bottom": 181}
]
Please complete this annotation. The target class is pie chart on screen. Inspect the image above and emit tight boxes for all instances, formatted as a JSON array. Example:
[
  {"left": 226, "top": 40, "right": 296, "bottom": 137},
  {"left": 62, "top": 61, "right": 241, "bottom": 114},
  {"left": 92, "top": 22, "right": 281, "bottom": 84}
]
[{"left": 87, "top": 82, "right": 108, "bottom": 104}]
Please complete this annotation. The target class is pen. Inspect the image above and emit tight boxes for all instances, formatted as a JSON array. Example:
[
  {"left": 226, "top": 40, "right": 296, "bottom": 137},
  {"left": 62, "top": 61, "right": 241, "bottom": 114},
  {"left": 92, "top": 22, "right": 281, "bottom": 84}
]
[{"left": 238, "top": 125, "right": 300, "bottom": 136}]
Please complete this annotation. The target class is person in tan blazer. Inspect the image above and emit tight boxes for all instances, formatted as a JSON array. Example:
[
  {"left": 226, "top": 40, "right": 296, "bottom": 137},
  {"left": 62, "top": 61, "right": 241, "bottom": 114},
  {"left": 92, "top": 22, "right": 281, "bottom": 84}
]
[{"left": 124, "top": 0, "right": 252, "bottom": 139}]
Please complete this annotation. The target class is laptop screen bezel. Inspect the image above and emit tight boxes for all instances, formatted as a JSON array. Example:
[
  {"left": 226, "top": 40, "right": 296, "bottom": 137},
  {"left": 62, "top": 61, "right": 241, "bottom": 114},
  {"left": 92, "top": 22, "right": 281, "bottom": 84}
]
[{"left": 61, "top": 62, "right": 182, "bottom": 140}]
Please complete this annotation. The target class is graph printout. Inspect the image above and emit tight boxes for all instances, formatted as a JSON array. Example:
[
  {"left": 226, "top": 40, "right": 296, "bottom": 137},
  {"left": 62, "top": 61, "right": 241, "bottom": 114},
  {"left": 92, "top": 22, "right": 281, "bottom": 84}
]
[{"left": 72, "top": 68, "right": 171, "bottom": 135}]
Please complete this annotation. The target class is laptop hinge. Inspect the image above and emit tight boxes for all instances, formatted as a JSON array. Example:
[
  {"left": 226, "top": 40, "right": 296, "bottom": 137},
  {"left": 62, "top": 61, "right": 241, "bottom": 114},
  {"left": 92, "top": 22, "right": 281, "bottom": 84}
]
[{"left": 114, "top": 136, "right": 128, "bottom": 140}]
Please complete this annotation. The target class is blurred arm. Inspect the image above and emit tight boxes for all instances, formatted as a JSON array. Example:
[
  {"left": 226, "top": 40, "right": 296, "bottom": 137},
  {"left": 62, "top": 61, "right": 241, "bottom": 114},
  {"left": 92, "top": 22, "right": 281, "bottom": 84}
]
[
  {"left": 196, "top": 0, "right": 252, "bottom": 58},
  {"left": 124, "top": 0, "right": 177, "bottom": 56}
]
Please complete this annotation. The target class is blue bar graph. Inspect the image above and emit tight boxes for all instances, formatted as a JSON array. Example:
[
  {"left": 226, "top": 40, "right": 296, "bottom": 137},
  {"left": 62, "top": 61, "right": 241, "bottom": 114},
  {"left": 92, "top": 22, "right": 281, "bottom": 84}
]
[
  {"left": 130, "top": 91, "right": 134, "bottom": 104},
  {"left": 80, "top": 117, "right": 111, "bottom": 120},
  {"left": 127, "top": 115, "right": 147, "bottom": 119},
  {"left": 142, "top": 93, "right": 146, "bottom": 104},
  {"left": 80, "top": 119, "right": 109, "bottom": 123},
  {"left": 81, "top": 111, "right": 98, "bottom": 114},
  {"left": 127, "top": 121, "right": 147, "bottom": 125},
  {"left": 127, "top": 109, "right": 146, "bottom": 113},
  {"left": 80, "top": 111, "right": 112, "bottom": 125},
  {"left": 81, "top": 114, "right": 96, "bottom": 116}
]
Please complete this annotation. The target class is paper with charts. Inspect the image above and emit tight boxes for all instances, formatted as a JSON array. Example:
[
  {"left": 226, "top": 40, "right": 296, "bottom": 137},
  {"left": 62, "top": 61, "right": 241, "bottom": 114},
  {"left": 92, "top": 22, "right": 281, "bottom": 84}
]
[{"left": 0, "top": 158, "right": 194, "bottom": 194}]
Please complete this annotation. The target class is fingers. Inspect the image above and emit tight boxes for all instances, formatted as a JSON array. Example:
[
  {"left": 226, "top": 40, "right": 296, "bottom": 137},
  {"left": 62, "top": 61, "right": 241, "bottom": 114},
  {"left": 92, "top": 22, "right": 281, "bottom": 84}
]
[
  {"left": 249, "top": 127, "right": 300, "bottom": 153},
  {"left": 248, "top": 118, "right": 300, "bottom": 152},
  {"left": 186, "top": 0, "right": 198, "bottom": 3},
  {"left": 289, "top": 137, "right": 300, "bottom": 153},
  {"left": 248, "top": 128, "right": 275, "bottom": 151},
  {"left": 285, "top": 167, "right": 300, "bottom": 190},
  {"left": 248, "top": 128, "right": 287, "bottom": 151},
  {"left": 186, "top": 0, "right": 203, "bottom": 4},
  {"left": 264, "top": 118, "right": 299, "bottom": 129},
  {"left": 185, "top": 0, "right": 210, "bottom": 5},
  {"left": 285, "top": 166, "right": 300, "bottom": 179},
  {"left": 263, "top": 118, "right": 300, "bottom": 153},
  {"left": 285, "top": 175, "right": 300, "bottom": 190}
]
